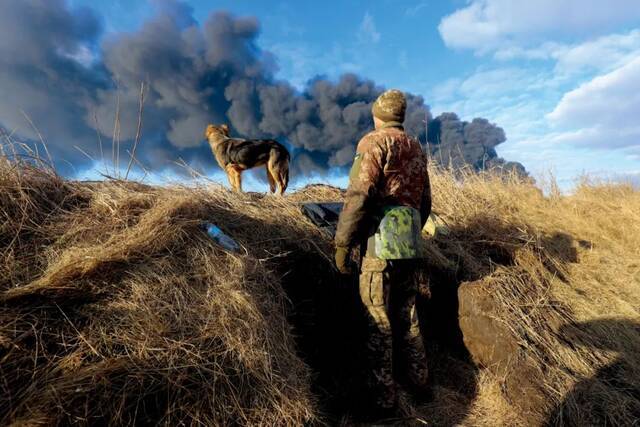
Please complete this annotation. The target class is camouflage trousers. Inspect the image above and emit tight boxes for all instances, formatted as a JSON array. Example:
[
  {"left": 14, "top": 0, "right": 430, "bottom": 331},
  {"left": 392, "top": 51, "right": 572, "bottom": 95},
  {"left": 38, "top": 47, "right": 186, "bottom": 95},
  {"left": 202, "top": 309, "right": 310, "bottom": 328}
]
[{"left": 359, "top": 257, "right": 429, "bottom": 409}]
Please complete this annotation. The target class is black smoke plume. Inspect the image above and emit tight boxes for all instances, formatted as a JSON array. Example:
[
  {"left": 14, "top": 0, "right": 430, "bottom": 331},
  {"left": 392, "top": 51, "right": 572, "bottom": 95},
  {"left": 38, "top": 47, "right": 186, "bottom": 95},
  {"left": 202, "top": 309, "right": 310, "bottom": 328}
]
[
  {"left": 0, "top": 0, "right": 523, "bottom": 179},
  {"left": 427, "top": 113, "right": 527, "bottom": 175}
]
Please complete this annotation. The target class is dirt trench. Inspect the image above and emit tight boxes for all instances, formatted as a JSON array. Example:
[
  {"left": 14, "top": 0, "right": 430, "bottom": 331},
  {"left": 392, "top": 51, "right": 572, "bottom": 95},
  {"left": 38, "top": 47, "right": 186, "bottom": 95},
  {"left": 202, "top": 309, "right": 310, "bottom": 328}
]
[{"left": 274, "top": 245, "right": 480, "bottom": 423}]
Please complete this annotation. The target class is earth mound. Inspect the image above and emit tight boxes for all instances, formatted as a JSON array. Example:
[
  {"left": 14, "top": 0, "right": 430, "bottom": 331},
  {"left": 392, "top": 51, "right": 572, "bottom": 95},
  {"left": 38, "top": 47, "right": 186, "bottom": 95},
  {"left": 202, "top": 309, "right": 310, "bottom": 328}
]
[{"left": 1, "top": 156, "right": 639, "bottom": 425}]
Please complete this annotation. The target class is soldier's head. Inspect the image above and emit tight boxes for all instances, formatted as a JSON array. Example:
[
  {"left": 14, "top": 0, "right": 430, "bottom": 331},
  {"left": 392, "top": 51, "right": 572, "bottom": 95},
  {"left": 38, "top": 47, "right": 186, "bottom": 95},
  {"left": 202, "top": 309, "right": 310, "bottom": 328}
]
[{"left": 372, "top": 89, "right": 406, "bottom": 128}]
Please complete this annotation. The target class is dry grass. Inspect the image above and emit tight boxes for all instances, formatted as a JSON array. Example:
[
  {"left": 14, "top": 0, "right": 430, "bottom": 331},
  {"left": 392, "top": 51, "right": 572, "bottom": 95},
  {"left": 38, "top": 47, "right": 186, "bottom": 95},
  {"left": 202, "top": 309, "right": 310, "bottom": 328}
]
[
  {"left": 419, "top": 169, "right": 640, "bottom": 426},
  {"left": 0, "top": 157, "right": 322, "bottom": 425},
  {"left": 1, "top": 154, "right": 639, "bottom": 426}
]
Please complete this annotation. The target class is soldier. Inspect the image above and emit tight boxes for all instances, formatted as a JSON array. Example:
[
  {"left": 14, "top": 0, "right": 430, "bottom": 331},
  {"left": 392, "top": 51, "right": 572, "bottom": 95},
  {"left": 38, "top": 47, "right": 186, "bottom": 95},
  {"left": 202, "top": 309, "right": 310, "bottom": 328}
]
[{"left": 334, "top": 89, "right": 431, "bottom": 416}]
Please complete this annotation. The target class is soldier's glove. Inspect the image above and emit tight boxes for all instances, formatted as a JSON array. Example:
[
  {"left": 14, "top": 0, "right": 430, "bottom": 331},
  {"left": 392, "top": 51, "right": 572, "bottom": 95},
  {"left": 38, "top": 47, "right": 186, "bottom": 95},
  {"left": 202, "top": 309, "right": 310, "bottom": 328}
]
[{"left": 334, "top": 246, "right": 353, "bottom": 275}]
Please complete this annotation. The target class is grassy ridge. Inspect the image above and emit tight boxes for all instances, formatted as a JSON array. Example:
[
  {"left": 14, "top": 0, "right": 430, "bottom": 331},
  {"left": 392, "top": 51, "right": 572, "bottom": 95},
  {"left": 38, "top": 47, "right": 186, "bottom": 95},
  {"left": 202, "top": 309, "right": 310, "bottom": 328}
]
[{"left": 1, "top": 155, "right": 639, "bottom": 425}]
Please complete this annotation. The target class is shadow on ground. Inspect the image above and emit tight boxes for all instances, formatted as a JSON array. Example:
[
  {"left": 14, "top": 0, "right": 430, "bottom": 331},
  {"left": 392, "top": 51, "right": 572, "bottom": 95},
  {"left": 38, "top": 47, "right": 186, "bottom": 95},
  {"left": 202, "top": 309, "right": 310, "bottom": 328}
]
[{"left": 545, "top": 318, "right": 640, "bottom": 427}]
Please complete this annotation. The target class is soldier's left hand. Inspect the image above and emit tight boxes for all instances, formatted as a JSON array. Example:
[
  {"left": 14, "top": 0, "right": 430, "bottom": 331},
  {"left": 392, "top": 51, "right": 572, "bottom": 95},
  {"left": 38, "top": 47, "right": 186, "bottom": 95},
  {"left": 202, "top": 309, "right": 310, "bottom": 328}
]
[{"left": 334, "top": 246, "right": 353, "bottom": 275}]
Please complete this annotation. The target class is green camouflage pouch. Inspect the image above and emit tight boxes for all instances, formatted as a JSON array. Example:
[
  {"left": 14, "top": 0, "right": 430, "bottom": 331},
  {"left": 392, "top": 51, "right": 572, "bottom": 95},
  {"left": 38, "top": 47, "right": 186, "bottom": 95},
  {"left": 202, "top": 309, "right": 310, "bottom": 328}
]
[{"left": 367, "top": 206, "right": 422, "bottom": 259}]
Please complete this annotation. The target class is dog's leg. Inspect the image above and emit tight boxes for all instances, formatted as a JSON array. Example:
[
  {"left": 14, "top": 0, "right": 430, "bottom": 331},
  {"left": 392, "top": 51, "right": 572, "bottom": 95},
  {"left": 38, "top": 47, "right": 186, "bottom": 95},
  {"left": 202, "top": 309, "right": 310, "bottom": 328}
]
[
  {"left": 236, "top": 170, "right": 243, "bottom": 192},
  {"left": 266, "top": 165, "right": 276, "bottom": 193},
  {"left": 275, "top": 158, "right": 289, "bottom": 195},
  {"left": 226, "top": 170, "right": 235, "bottom": 191},
  {"left": 225, "top": 165, "right": 241, "bottom": 192},
  {"left": 268, "top": 153, "right": 288, "bottom": 195}
]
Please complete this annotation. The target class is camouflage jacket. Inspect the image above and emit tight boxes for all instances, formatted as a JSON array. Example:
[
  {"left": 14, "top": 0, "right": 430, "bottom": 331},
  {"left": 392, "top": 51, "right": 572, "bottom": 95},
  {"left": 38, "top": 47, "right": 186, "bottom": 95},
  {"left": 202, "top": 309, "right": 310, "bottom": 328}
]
[{"left": 335, "top": 122, "right": 431, "bottom": 250}]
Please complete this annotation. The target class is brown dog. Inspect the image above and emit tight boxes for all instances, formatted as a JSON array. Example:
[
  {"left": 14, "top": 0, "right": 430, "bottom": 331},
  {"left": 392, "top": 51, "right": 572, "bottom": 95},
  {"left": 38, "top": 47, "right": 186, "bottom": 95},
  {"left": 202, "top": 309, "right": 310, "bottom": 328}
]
[{"left": 205, "top": 124, "right": 290, "bottom": 194}]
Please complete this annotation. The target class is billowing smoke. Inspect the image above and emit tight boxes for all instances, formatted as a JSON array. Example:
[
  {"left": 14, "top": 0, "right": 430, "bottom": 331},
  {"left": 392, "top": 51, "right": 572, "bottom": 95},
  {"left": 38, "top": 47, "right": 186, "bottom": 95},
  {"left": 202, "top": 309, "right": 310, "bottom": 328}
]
[
  {"left": 427, "top": 113, "right": 527, "bottom": 175},
  {"left": 0, "top": 0, "right": 522, "bottom": 179},
  {"left": 0, "top": 0, "right": 107, "bottom": 171}
]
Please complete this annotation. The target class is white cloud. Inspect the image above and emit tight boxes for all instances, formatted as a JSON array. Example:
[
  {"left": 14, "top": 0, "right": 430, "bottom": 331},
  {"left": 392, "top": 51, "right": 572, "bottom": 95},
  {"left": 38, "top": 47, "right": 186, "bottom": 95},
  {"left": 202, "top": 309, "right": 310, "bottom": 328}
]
[
  {"left": 428, "top": 58, "right": 640, "bottom": 187},
  {"left": 439, "top": 0, "right": 640, "bottom": 51},
  {"left": 434, "top": 1, "right": 640, "bottom": 188},
  {"left": 405, "top": 2, "right": 429, "bottom": 17},
  {"left": 492, "top": 42, "right": 562, "bottom": 61},
  {"left": 492, "top": 29, "right": 640, "bottom": 78},
  {"left": 358, "top": 12, "right": 381, "bottom": 44},
  {"left": 553, "top": 30, "right": 640, "bottom": 75},
  {"left": 433, "top": 21, "right": 640, "bottom": 154},
  {"left": 547, "top": 56, "right": 640, "bottom": 149}
]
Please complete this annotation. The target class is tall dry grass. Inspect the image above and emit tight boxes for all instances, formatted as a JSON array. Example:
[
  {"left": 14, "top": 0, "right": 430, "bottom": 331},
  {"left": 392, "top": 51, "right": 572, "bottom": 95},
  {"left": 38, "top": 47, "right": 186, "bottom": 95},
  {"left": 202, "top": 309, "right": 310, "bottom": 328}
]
[
  {"left": 418, "top": 169, "right": 640, "bottom": 426},
  {"left": 1, "top": 153, "right": 639, "bottom": 426}
]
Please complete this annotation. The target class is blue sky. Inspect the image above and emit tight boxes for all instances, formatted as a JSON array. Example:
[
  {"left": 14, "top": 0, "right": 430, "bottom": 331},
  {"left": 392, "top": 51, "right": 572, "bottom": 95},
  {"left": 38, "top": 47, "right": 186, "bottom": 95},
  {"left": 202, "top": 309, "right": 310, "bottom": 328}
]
[{"left": 64, "top": 0, "right": 640, "bottom": 188}]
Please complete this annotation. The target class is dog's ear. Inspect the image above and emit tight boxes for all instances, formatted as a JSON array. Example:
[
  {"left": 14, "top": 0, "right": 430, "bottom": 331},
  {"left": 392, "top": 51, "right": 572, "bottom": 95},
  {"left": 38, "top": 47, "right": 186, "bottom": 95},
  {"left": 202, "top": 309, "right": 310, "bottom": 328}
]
[
  {"left": 221, "top": 124, "right": 230, "bottom": 135},
  {"left": 204, "top": 124, "right": 215, "bottom": 139}
]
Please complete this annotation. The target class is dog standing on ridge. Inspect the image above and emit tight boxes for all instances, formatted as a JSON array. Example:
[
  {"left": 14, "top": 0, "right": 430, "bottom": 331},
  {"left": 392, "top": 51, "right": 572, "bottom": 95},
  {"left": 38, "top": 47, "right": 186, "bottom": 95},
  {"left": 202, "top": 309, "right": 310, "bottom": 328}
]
[{"left": 205, "top": 124, "right": 290, "bottom": 195}]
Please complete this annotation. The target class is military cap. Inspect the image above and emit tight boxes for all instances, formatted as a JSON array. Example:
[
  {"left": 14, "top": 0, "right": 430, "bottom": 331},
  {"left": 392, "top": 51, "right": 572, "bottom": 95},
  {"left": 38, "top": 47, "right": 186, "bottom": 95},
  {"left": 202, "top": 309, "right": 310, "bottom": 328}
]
[{"left": 372, "top": 89, "right": 407, "bottom": 122}]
